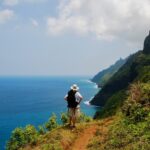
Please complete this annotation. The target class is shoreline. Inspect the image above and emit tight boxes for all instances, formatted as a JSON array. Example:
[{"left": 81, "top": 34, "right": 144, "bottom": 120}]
[
  {"left": 87, "top": 79, "right": 101, "bottom": 107},
  {"left": 84, "top": 100, "right": 101, "bottom": 107}
]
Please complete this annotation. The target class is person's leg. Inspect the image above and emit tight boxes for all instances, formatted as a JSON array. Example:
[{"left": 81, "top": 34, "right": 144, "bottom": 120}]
[
  {"left": 72, "top": 118, "right": 75, "bottom": 127},
  {"left": 68, "top": 108, "right": 72, "bottom": 126},
  {"left": 69, "top": 116, "right": 72, "bottom": 125},
  {"left": 72, "top": 108, "right": 80, "bottom": 127},
  {"left": 72, "top": 108, "right": 76, "bottom": 127}
]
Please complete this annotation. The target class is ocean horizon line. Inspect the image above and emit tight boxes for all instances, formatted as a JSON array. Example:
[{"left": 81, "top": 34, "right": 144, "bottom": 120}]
[{"left": 0, "top": 75, "right": 93, "bottom": 78}]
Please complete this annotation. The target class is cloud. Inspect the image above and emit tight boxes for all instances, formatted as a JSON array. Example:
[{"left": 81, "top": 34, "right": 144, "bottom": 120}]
[
  {"left": 0, "top": 9, "right": 14, "bottom": 24},
  {"left": 31, "top": 18, "right": 39, "bottom": 27},
  {"left": 3, "top": 0, "right": 47, "bottom": 6},
  {"left": 47, "top": 0, "right": 150, "bottom": 44},
  {"left": 3, "top": 0, "right": 18, "bottom": 6}
]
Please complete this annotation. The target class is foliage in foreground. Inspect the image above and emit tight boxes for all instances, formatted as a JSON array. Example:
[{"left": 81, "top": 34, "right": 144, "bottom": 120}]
[
  {"left": 6, "top": 112, "right": 92, "bottom": 150},
  {"left": 6, "top": 125, "right": 38, "bottom": 150},
  {"left": 87, "top": 82, "right": 150, "bottom": 150}
]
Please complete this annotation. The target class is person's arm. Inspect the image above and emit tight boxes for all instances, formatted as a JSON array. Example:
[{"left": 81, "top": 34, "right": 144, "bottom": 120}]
[
  {"left": 76, "top": 92, "right": 83, "bottom": 104},
  {"left": 64, "top": 94, "right": 68, "bottom": 101}
]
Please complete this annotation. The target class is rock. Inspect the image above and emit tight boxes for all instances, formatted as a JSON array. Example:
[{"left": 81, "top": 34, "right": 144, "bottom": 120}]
[{"left": 143, "top": 31, "right": 150, "bottom": 54}]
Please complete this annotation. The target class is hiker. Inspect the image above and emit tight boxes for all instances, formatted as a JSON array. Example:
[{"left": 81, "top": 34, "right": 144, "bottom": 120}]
[{"left": 64, "top": 84, "right": 83, "bottom": 128}]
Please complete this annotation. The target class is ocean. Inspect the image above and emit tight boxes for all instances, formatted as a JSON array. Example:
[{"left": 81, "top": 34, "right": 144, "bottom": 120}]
[{"left": 0, "top": 76, "right": 99, "bottom": 150}]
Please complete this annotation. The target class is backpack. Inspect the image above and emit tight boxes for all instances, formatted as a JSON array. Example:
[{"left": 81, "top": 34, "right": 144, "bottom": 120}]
[{"left": 67, "top": 90, "right": 79, "bottom": 108}]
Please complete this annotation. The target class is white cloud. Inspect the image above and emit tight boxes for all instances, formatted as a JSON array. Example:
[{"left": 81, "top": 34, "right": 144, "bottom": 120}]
[
  {"left": 3, "top": 0, "right": 18, "bottom": 6},
  {"left": 3, "top": 0, "right": 47, "bottom": 6},
  {"left": 31, "top": 18, "right": 39, "bottom": 27},
  {"left": 47, "top": 0, "right": 150, "bottom": 44},
  {"left": 0, "top": 9, "right": 14, "bottom": 24}
]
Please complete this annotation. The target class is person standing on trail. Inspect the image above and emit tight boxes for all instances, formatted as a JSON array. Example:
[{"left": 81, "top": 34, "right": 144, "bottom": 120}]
[{"left": 64, "top": 84, "right": 83, "bottom": 128}]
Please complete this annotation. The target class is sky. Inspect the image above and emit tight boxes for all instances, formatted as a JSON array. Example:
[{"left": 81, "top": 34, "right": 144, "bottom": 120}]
[{"left": 0, "top": 0, "right": 150, "bottom": 76}]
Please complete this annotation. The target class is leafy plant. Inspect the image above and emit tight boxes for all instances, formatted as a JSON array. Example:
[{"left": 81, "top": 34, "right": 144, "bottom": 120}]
[
  {"left": 45, "top": 113, "right": 58, "bottom": 131},
  {"left": 122, "top": 82, "right": 150, "bottom": 123},
  {"left": 38, "top": 125, "right": 46, "bottom": 135},
  {"left": 79, "top": 113, "right": 93, "bottom": 123},
  {"left": 60, "top": 112, "right": 68, "bottom": 125},
  {"left": 6, "top": 125, "right": 38, "bottom": 150}
]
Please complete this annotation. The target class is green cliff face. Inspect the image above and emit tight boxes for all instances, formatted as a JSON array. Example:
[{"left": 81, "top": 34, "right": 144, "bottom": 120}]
[
  {"left": 92, "top": 58, "right": 126, "bottom": 87},
  {"left": 90, "top": 33, "right": 150, "bottom": 117},
  {"left": 143, "top": 31, "right": 150, "bottom": 54}
]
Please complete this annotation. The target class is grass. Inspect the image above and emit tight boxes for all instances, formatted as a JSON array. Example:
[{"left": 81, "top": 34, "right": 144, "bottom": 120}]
[
  {"left": 87, "top": 82, "right": 150, "bottom": 150},
  {"left": 22, "top": 122, "right": 97, "bottom": 150}
]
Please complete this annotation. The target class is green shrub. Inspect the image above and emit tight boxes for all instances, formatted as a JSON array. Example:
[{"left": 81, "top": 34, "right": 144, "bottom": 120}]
[
  {"left": 122, "top": 82, "right": 150, "bottom": 123},
  {"left": 60, "top": 111, "right": 92, "bottom": 124},
  {"left": 45, "top": 113, "right": 58, "bottom": 131},
  {"left": 38, "top": 125, "right": 46, "bottom": 135},
  {"left": 78, "top": 112, "right": 93, "bottom": 123},
  {"left": 60, "top": 112, "right": 68, "bottom": 125},
  {"left": 6, "top": 125, "right": 38, "bottom": 150},
  {"left": 24, "top": 125, "right": 38, "bottom": 145},
  {"left": 6, "top": 127, "right": 26, "bottom": 150}
]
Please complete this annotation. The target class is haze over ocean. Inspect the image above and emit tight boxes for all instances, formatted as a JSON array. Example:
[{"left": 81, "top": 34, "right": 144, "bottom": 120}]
[{"left": 0, "top": 76, "right": 99, "bottom": 150}]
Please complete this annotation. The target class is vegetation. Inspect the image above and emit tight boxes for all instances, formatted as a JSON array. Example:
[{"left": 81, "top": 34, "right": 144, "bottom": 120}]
[
  {"left": 91, "top": 32, "right": 150, "bottom": 107},
  {"left": 92, "top": 58, "right": 126, "bottom": 87},
  {"left": 94, "top": 89, "right": 127, "bottom": 118},
  {"left": 88, "top": 82, "right": 150, "bottom": 150},
  {"left": 91, "top": 51, "right": 150, "bottom": 107},
  {"left": 6, "top": 112, "right": 92, "bottom": 150},
  {"left": 45, "top": 113, "right": 58, "bottom": 131},
  {"left": 6, "top": 125, "right": 39, "bottom": 150}
]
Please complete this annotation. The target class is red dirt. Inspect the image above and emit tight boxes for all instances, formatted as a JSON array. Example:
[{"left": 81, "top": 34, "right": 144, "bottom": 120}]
[{"left": 70, "top": 118, "right": 113, "bottom": 150}]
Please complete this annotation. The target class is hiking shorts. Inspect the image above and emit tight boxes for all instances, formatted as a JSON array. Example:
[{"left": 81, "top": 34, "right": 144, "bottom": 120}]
[{"left": 68, "top": 107, "right": 80, "bottom": 118}]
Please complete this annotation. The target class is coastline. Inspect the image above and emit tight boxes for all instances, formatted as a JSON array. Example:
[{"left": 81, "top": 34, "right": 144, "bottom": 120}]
[
  {"left": 84, "top": 100, "right": 101, "bottom": 108},
  {"left": 84, "top": 79, "right": 101, "bottom": 107}
]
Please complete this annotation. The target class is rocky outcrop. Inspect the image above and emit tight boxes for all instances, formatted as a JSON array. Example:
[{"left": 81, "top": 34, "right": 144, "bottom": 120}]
[{"left": 143, "top": 31, "right": 150, "bottom": 54}]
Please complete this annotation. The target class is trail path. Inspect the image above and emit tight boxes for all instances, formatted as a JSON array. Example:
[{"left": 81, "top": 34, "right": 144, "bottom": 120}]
[
  {"left": 71, "top": 118, "right": 113, "bottom": 150},
  {"left": 23, "top": 118, "right": 113, "bottom": 150}
]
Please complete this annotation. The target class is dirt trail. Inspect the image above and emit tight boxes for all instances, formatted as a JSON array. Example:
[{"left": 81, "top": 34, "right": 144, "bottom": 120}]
[
  {"left": 23, "top": 118, "right": 113, "bottom": 150},
  {"left": 71, "top": 118, "right": 113, "bottom": 150},
  {"left": 71, "top": 125, "right": 98, "bottom": 150}
]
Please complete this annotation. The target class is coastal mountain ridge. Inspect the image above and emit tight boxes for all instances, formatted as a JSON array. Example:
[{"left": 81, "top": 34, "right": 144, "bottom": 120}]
[
  {"left": 91, "top": 57, "right": 127, "bottom": 87},
  {"left": 90, "top": 32, "right": 150, "bottom": 112}
]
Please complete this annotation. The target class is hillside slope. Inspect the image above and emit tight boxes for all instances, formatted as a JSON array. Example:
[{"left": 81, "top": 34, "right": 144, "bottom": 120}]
[
  {"left": 90, "top": 32, "right": 150, "bottom": 109},
  {"left": 7, "top": 117, "right": 114, "bottom": 150},
  {"left": 92, "top": 58, "right": 126, "bottom": 87},
  {"left": 88, "top": 82, "right": 150, "bottom": 150}
]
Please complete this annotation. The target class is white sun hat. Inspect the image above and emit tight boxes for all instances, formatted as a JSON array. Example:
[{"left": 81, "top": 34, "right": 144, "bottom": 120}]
[{"left": 70, "top": 84, "right": 79, "bottom": 91}]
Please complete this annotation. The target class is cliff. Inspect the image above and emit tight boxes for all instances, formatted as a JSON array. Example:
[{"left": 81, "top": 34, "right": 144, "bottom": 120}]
[
  {"left": 92, "top": 58, "right": 127, "bottom": 87},
  {"left": 143, "top": 31, "right": 150, "bottom": 54},
  {"left": 90, "top": 32, "right": 150, "bottom": 112}
]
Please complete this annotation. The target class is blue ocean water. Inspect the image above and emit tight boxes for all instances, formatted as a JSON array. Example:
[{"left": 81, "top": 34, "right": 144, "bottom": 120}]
[{"left": 0, "top": 76, "right": 99, "bottom": 150}]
